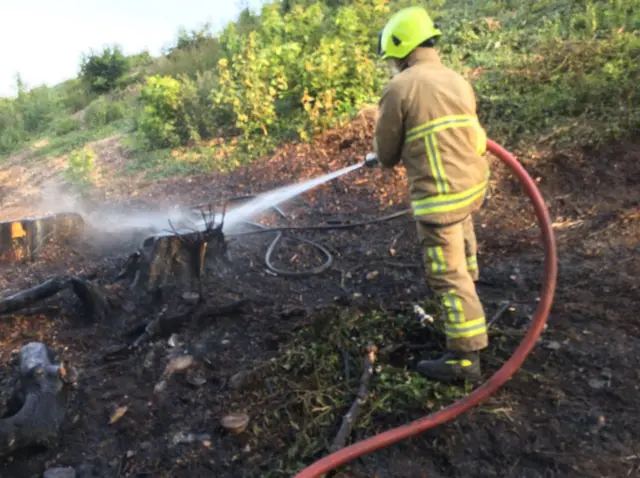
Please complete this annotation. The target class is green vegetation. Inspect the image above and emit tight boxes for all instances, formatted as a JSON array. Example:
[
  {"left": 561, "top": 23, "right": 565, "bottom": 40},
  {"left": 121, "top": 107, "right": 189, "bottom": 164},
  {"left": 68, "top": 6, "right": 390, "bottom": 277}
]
[
  {"left": 64, "top": 146, "right": 97, "bottom": 189},
  {"left": 0, "top": 0, "right": 638, "bottom": 174},
  {"left": 80, "top": 45, "right": 131, "bottom": 94},
  {"left": 238, "top": 306, "right": 472, "bottom": 475}
]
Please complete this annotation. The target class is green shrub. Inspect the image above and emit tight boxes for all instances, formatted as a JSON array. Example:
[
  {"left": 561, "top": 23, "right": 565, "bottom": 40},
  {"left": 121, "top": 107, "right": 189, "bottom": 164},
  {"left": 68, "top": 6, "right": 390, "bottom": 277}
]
[
  {"left": 57, "top": 78, "right": 95, "bottom": 113},
  {"left": 51, "top": 116, "right": 82, "bottom": 136},
  {"left": 16, "top": 85, "right": 61, "bottom": 135},
  {"left": 64, "top": 146, "right": 96, "bottom": 187},
  {"left": 0, "top": 99, "right": 26, "bottom": 156},
  {"left": 80, "top": 45, "right": 130, "bottom": 94},
  {"left": 135, "top": 71, "right": 228, "bottom": 149},
  {"left": 84, "top": 97, "right": 126, "bottom": 129},
  {"left": 136, "top": 75, "right": 185, "bottom": 148},
  {"left": 179, "top": 70, "right": 225, "bottom": 142},
  {"left": 146, "top": 37, "right": 223, "bottom": 79}
]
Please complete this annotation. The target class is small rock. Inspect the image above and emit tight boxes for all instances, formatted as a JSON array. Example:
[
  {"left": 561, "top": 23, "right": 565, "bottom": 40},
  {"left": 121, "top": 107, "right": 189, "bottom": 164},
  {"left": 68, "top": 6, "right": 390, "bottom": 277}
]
[
  {"left": 43, "top": 467, "right": 76, "bottom": 478},
  {"left": 186, "top": 372, "right": 207, "bottom": 388},
  {"left": 181, "top": 292, "right": 200, "bottom": 304},
  {"left": 543, "top": 341, "right": 561, "bottom": 351},
  {"left": 109, "top": 406, "right": 128, "bottom": 425},
  {"left": 122, "top": 302, "right": 136, "bottom": 313},
  {"left": 172, "top": 431, "right": 211, "bottom": 446},
  {"left": 221, "top": 412, "right": 250, "bottom": 435},
  {"left": 588, "top": 378, "right": 607, "bottom": 390},
  {"left": 167, "top": 334, "right": 179, "bottom": 347},
  {"left": 154, "top": 380, "right": 167, "bottom": 393},
  {"left": 601, "top": 368, "right": 613, "bottom": 380},
  {"left": 143, "top": 349, "right": 156, "bottom": 370},
  {"left": 229, "top": 370, "right": 251, "bottom": 390},
  {"left": 163, "top": 355, "right": 195, "bottom": 376}
]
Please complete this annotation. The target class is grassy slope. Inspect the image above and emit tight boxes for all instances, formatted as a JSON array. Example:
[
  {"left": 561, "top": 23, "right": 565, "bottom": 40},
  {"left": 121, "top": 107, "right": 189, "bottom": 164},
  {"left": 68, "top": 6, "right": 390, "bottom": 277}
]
[{"left": 1, "top": 0, "right": 638, "bottom": 178}]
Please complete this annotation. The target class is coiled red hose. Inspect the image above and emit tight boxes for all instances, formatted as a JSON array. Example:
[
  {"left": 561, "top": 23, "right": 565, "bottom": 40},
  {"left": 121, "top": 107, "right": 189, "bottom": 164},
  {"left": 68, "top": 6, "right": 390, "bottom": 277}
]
[{"left": 294, "top": 139, "right": 558, "bottom": 478}]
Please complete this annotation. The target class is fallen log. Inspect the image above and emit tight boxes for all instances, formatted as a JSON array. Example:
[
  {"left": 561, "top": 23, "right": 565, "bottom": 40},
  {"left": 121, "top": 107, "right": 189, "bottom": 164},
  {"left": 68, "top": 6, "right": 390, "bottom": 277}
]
[
  {"left": 0, "top": 275, "right": 110, "bottom": 323},
  {"left": 0, "top": 342, "right": 76, "bottom": 457}
]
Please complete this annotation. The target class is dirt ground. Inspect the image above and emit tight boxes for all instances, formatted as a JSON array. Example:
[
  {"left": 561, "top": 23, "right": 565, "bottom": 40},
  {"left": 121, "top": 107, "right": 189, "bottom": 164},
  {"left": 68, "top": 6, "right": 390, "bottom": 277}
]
[{"left": 0, "top": 117, "right": 639, "bottom": 478}]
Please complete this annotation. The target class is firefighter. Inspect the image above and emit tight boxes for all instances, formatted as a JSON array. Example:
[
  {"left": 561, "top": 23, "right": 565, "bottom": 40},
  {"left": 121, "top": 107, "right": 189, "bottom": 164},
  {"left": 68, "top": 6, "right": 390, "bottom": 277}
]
[{"left": 365, "top": 6, "right": 489, "bottom": 382}]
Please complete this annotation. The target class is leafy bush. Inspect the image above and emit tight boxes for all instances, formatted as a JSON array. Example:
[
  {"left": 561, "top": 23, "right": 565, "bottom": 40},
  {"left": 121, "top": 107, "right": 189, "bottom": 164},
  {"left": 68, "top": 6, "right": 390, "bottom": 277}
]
[
  {"left": 64, "top": 146, "right": 96, "bottom": 187},
  {"left": 136, "top": 75, "right": 185, "bottom": 148},
  {"left": 80, "top": 45, "right": 130, "bottom": 94},
  {"left": 16, "top": 85, "right": 61, "bottom": 135},
  {"left": 84, "top": 97, "right": 126, "bottom": 129},
  {"left": 147, "top": 37, "right": 223, "bottom": 79},
  {"left": 179, "top": 70, "right": 226, "bottom": 142},
  {"left": 51, "top": 116, "right": 82, "bottom": 136},
  {"left": 0, "top": 99, "right": 26, "bottom": 156},
  {"left": 136, "top": 71, "right": 228, "bottom": 149},
  {"left": 57, "top": 78, "right": 95, "bottom": 113},
  {"left": 214, "top": 0, "right": 393, "bottom": 147}
]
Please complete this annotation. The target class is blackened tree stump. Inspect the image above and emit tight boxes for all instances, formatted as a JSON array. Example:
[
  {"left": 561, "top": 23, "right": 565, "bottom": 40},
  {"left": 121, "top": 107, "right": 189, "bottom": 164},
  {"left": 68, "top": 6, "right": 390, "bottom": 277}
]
[
  {"left": 0, "top": 213, "right": 85, "bottom": 262},
  {"left": 122, "top": 209, "right": 228, "bottom": 301}
]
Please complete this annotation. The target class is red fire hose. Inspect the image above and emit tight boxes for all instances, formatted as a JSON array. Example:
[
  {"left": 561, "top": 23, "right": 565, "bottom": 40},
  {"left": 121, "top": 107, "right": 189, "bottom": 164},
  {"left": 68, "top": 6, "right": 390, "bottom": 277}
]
[{"left": 294, "top": 139, "right": 558, "bottom": 478}]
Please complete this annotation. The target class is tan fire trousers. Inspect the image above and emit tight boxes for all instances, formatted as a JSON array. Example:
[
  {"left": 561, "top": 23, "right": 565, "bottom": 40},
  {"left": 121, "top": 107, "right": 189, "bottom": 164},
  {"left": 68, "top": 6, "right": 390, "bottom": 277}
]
[{"left": 416, "top": 214, "right": 488, "bottom": 352}]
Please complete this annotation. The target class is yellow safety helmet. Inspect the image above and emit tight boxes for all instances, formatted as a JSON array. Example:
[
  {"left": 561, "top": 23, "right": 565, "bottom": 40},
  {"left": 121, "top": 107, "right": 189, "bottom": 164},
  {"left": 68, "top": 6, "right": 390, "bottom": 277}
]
[{"left": 378, "top": 6, "right": 442, "bottom": 60}]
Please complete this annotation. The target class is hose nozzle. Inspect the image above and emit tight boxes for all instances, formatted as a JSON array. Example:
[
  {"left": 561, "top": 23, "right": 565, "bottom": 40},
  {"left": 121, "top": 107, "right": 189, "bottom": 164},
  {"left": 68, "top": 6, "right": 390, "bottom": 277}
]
[{"left": 364, "top": 152, "right": 379, "bottom": 168}]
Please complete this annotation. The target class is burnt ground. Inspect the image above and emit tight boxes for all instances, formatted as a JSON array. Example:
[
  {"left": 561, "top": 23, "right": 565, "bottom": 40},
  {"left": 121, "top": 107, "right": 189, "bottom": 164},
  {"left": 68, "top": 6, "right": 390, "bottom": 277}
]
[{"left": 0, "top": 116, "right": 639, "bottom": 478}]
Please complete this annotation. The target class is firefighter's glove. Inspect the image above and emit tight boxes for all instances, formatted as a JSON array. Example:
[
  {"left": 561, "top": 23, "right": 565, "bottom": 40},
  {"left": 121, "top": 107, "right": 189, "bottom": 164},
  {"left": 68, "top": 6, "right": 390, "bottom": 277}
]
[{"left": 364, "top": 152, "right": 379, "bottom": 168}]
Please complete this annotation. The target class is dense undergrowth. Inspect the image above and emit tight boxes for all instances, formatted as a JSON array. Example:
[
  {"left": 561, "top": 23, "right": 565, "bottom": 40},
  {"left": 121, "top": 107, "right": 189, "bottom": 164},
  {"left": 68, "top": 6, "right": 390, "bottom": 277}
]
[
  {"left": 238, "top": 306, "right": 477, "bottom": 476},
  {"left": 1, "top": 0, "right": 638, "bottom": 178}
]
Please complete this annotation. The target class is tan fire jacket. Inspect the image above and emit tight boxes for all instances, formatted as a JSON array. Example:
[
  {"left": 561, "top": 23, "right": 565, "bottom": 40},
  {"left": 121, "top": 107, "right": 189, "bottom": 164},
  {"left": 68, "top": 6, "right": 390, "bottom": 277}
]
[{"left": 374, "top": 48, "right": 489, "bottom": 225}]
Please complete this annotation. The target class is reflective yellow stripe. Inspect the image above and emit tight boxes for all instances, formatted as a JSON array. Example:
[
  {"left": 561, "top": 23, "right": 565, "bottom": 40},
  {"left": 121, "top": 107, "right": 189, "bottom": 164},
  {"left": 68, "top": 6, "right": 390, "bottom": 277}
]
[
  {"left": 407, "top": 114, "right": 486, "bottom": 153},
  {"left": 406, "top": 115, "right": 478, "bottom": 143},
  {"left": 444, "top": 316, "right": 487, "bottom": 339},
  {"left": 425, "top": 133, "right": 449, "bottom": 194},
  {"left": 445, "top": 359, "right": 473, "bottom": 367},
  {"left": 426, "top": 246, "right": 446, "bottom": 274},
  {"left": 413, "top": 179, "right": 488, "bottom": 216},
  {"left": 467, "top": 254, "right": 478, "bottom": 271},
  {"left": 442, "top": 290, "right": 464, "bottom": 323},
  {"left": 476, "top": 126, "right": 487, "bottom": 155}
]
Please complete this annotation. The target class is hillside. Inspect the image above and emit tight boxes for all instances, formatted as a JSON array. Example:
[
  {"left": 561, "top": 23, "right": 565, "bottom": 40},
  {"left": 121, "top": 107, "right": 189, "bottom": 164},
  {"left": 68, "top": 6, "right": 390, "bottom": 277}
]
[{"left": 0, "top": 0, "right": 639, "bottom": 477}]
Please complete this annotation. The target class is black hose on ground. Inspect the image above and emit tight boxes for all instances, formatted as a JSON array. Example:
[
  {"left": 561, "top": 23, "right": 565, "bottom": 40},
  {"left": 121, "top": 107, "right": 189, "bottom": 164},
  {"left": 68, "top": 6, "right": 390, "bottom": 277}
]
[{"left": 194, "top": 196, "right": 412, "bottom": 277}]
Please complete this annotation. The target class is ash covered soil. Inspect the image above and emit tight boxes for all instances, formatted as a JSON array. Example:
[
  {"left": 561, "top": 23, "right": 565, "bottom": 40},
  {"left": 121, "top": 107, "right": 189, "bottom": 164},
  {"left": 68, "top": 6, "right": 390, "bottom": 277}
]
[{"left": 0, "top": 116, "right": 639, "bottom": 478}]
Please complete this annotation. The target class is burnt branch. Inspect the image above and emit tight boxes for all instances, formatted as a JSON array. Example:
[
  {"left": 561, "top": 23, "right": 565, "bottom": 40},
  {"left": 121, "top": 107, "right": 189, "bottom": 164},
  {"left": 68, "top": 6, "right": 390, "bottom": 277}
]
[
  {"left": 329, "top": 343, "right": 378, "bottom": 453},
  {"left": 132, "top": 299, "right": 249, "bottom": 349},
  {"left": 0, "top": 276, "right": 110, "bottom": 323}
]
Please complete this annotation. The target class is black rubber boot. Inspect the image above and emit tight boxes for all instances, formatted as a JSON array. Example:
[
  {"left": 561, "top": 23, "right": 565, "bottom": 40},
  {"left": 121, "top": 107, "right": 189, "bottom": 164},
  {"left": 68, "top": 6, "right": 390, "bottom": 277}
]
[{"left": 416, "top": 351, "right": 482, "bottom": 383}]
